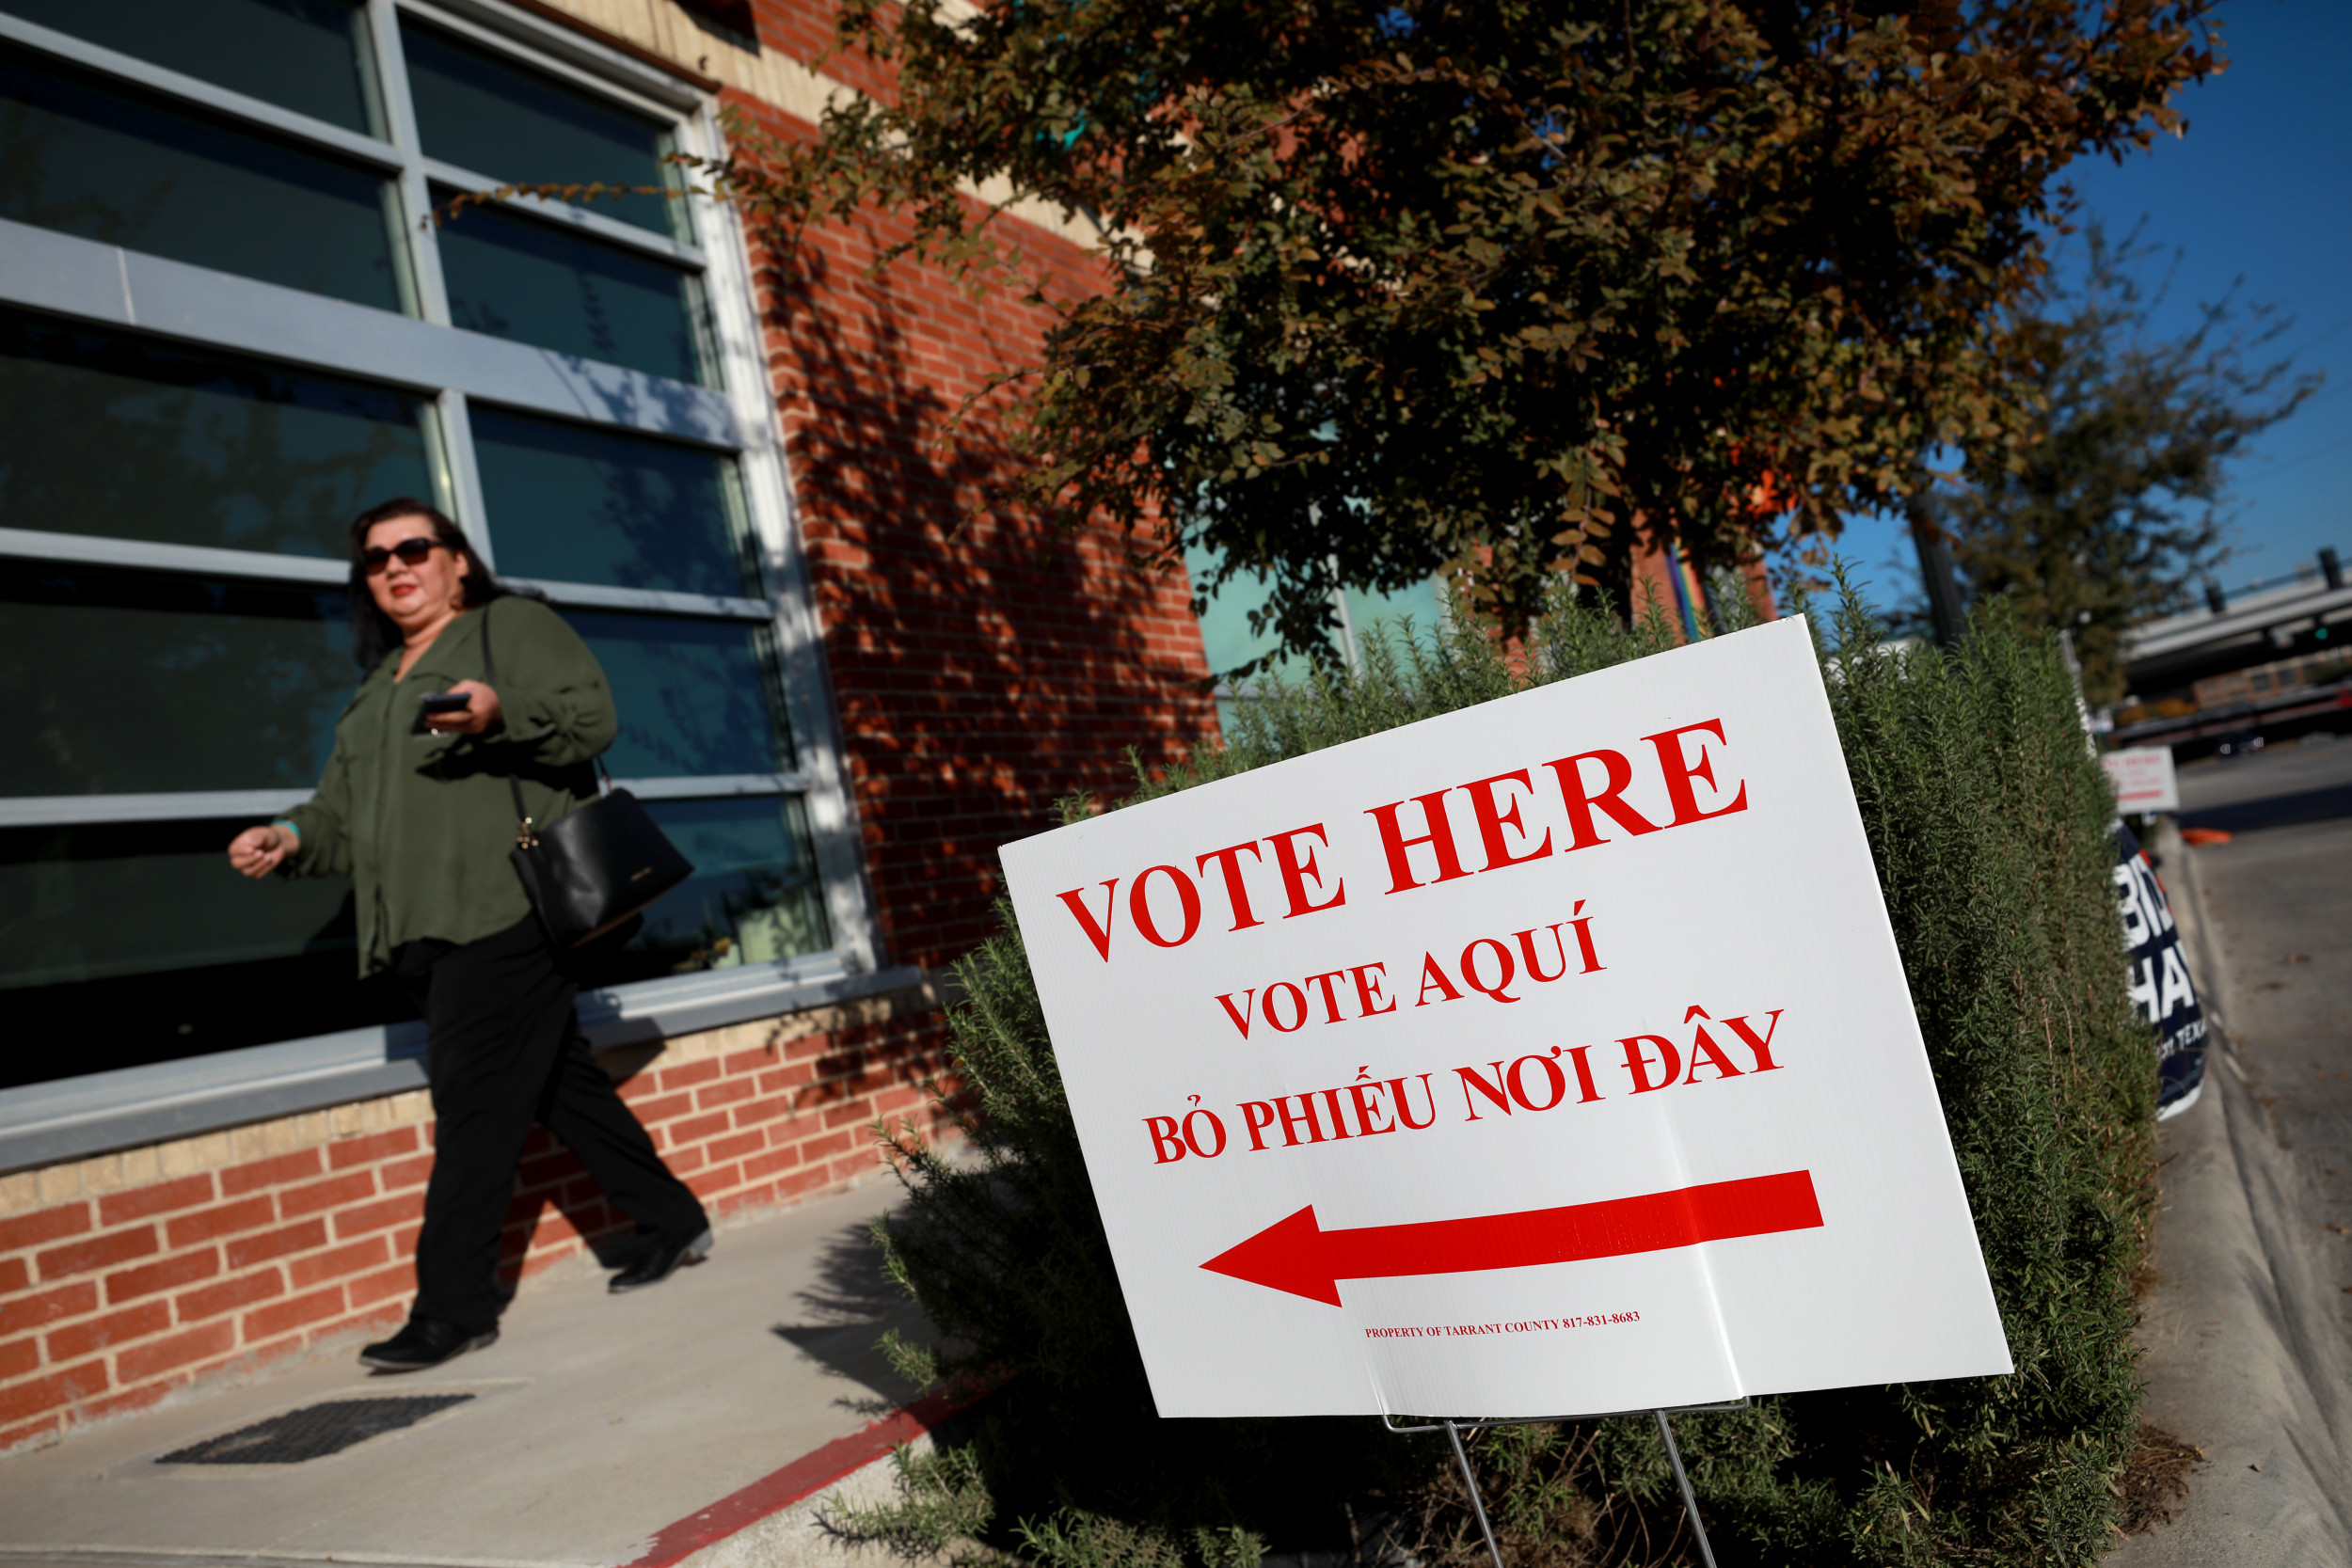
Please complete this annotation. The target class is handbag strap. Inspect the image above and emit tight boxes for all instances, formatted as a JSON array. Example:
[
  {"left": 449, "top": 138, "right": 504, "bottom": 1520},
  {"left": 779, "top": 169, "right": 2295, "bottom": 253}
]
[
  {"left": 476, "top": 599, "right": 538, "bottom": 849},
  {"left": 477, "top": 597, "right": 609, "bottom": 851}
]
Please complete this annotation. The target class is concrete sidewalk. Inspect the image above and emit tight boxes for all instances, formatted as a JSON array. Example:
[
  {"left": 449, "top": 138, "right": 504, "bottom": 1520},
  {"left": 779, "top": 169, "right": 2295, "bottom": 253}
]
[{"left": 0, "top": 1177, "right": 948, "bottom": 1568}]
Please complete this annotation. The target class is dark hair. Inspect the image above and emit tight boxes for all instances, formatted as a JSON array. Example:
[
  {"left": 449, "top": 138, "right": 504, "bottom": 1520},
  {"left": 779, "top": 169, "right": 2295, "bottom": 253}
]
[{"left": 346, "top": 498, "right": 507, "bottom": 669}]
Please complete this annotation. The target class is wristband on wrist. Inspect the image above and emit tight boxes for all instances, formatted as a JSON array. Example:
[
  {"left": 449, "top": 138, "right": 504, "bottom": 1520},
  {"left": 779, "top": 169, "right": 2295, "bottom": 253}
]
[{"left": 271, "top": 819, "right": 301, "bottom": 845}]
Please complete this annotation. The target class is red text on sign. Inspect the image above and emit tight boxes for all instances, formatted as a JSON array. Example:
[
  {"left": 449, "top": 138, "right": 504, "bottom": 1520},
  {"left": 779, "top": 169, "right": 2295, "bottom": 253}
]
[{"left": 1050, "top": 719, "right": 1746, "bottom": 963}]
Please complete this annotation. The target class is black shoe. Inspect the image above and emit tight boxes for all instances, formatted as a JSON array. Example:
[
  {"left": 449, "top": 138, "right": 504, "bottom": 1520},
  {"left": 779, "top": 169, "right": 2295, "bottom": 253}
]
[
  {"left": 610, "top": 1227, "right": 713, "bottom": 1294},
  {"left": 359, "top": 1316, "right": 498, "bottom": 1372}
]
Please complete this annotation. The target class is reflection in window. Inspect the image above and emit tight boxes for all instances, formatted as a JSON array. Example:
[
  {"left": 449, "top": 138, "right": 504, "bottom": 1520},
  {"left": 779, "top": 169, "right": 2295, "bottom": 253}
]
[
  {"left": 0, "top": 45, "right": 404, "bottom": 310},
  {"left": 437, "top": 198, "right": 708, "bottom": 385},
  {"left": 0, "top": 566, "right": 353, "bottom": 798},
  {"left": 1, "top": 818, "right": 354, "bottom": 989},
  {"left": 0, "top": 819, "right": 413, "bottom": 1090},
  {"left": 0, "top": 309, "right": 436, "bottom": 560},
  {"left": 1187, "top": 546, "right": 1445, "bottom": 681},
  {"left": 1186, "top": 542, "right": 1444, "bottom": 733},
  {"left": 1187, "top": 543, "right": 1321, "bottom": 687},
  {"left": 401, "top": 21, "right": 680, "bottom": 238},
  {"left": 8, "top": 0, "right": 376, "bottom": 134},
  {"left": 1342, "top": 578, "right": 1446, "bottom": 652},
  {"left": 598, "top": 796, "right": 830, "bottom": 981},
  {"left": 472, "top": 408, "right": 748, "bottom": 597},
  {"left": 564, "top": 610, "right": 793, "bottom": 779}
]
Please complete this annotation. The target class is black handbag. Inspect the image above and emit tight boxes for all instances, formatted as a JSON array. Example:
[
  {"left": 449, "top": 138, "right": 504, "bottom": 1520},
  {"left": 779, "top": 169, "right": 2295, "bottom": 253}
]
[{"left": 479, "top": 601, "right": 694, "bottom": 947}]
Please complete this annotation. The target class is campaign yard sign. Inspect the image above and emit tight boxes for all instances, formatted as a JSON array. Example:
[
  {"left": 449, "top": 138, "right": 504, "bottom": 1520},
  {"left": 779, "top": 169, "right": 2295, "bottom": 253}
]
[
  {"left": 998, "top": 617, "right": 2012, "bottom": 1419},
  {"left": 2102, "top": 745, "right": 2181, "bottom": 814},
  {"left": 2114, "top": 822, "right": 2207, "bottom": 1118}
]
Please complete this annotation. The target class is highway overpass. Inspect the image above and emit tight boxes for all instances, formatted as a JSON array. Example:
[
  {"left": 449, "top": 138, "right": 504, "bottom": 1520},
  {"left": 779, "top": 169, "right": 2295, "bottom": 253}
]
[{"left": 2123, "top": 554, "right": 2351, "bottom": 701}]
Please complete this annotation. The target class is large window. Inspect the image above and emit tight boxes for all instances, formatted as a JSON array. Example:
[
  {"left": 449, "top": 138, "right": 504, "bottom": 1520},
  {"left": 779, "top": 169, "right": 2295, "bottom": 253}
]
[{"left": 0, "top": 0, "right": 879, "bottom": 1110}]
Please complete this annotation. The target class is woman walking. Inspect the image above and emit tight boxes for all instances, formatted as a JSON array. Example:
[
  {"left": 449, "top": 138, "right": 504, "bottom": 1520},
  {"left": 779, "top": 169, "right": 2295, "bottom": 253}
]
[{"left": 228, "top": 498, "right": 710, "bottom": 1372}]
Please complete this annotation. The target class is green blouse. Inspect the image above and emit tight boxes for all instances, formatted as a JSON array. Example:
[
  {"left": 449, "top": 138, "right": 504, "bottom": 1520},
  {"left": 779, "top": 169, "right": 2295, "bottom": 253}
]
[{"left": 282, "top": 595, "right": 615, "bottom": 975}]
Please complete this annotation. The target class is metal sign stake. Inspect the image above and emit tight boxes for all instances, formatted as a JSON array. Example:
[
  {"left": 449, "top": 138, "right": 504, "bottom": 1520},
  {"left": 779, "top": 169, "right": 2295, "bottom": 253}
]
[
  {"left": 1441, "top": 1419, "right": 1506, "bottom": 1568},
  {"left": 1388, "top": 1401, "right": 1739, "bottom": 1568},
  {"left": 1653, "top": 1410, "right": 1720, "bottom": 1568}
]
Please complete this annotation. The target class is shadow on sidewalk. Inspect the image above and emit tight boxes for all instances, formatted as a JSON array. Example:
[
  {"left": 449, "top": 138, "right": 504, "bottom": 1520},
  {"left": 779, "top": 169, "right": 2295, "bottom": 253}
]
[{"left": 771, "top": 1218, "right": 935, "bottom": 1419}]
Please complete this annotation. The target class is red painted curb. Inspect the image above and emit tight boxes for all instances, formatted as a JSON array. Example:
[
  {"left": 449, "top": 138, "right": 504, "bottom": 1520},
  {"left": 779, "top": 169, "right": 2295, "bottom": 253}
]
[{"left": 618, "top": 1385, "right": 984, "bottom": 1568}]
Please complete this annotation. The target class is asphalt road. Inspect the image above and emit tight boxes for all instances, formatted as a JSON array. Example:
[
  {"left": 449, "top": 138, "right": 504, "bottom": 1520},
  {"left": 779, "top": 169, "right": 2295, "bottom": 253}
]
[{"left": 2178, "top": 738, "right": 2352, "bottom": 1196}]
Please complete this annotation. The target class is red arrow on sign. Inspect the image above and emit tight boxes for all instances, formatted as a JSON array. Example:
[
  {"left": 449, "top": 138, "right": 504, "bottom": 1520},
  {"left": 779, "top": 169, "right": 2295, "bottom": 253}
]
[{"left": 1200, "top": 1170, "right": 1824, "bottom": 1306}]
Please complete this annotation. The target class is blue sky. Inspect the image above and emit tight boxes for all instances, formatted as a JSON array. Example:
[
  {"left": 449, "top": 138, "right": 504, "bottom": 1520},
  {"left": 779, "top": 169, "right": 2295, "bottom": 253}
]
[{"left": 1810, "top": 0, "right": 2352, "bottom": 617}]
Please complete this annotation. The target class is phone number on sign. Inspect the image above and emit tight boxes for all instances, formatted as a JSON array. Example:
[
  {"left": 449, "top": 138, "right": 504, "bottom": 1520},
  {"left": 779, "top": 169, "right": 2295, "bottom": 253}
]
[{"left": 1364, "top": 1312, "right": 1641, "bottom": 1340}]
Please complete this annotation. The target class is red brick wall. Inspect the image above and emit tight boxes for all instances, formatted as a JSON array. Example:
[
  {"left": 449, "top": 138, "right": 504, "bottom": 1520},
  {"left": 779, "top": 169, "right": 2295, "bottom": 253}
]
[
  {"left": 0, "top": 992, "right": 950, "bottom": 1454},
  {"left": 743, "top": 0, "right": 902, "bottom": 104},
  {"left": 723, "top": 87, "right": 1218, "bottom": 973}
]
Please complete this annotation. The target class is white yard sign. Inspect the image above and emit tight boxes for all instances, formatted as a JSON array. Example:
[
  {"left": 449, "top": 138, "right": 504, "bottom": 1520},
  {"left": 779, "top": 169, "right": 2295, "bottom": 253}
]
[
  {"left": 998, "top": 617, "right": 2012, "bottom": 1419},
  {"left": 2103, "top": 745, "right": 2182, "bottom": 814}
]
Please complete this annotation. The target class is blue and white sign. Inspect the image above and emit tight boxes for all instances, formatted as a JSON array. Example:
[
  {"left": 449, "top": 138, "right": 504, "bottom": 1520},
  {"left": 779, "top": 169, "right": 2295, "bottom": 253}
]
[{"left": 2114, "top": 823, "right": 2207, "bottom": 1118}]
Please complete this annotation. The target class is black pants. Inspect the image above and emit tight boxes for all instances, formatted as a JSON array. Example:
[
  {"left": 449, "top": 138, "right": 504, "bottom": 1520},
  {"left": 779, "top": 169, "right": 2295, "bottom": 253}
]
[{"left": 393, "top": 916, "right": 707, "bottom": 1334}]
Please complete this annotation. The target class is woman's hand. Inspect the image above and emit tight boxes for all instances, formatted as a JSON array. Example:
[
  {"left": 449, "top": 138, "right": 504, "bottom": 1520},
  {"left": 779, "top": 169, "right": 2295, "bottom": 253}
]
[
  {"left": 424, "top": 679, "right": 503, "bottom": 736},
  {"left": 228, "top": 824, "right": 295, "bottom": 879}
]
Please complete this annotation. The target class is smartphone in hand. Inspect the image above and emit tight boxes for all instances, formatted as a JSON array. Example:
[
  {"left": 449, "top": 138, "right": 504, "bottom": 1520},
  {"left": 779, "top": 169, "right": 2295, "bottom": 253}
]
[{"left": 413, "top": 690, "right": 473, "bottom": 735}]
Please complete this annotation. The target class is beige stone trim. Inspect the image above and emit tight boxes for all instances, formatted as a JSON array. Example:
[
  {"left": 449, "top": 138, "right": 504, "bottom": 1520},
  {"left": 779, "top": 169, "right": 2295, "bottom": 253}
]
[
  {"left": 0, "top": 1090, "right": 438, "bottom": 1217},
  {"left": 527, "top": 0, "right": 1104, "bottom": 253}
]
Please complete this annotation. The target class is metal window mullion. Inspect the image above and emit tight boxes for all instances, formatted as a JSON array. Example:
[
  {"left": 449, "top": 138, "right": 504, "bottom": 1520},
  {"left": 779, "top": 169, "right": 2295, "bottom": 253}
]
[
  {"left": 0, "top": 526, "right": 346, "bottom": 588},
  {"left": 610, "top": 773, "right": 805, "bottom": 801},
  {"left": 687, "top": 101, "right": 887, "bottom": 978},
  {"left": 0, "top": 220, "right": 739, "bottom": 447},
  {"left": 498, "top": 578, "right": 773, "bottom": 621},
  {"left": 435, "top": 390, "right": 493, "bottom": 562},
  {"left": 420, "top": 160, "right": 706, "bottom": 266},
  {"left": 0, "top": 537, "right": 775, "bottom": 626},
  {"left": 1327, "top": 555, "right": 1363, "bottom": 670},
  {"left": 0, "top": 774, "right": 808, "bottom": 829},
  {"left": 394, "top": 0, "right": 699, "bottom": 117},
  {"left": 365, "top": 0, "right": 453, "bottom": 329},
  {"left": 390, "top": 150, "right": 456, "bottom": 331},
  {"left": 0, "top": 789, "right": 315, "bottom": 830},
  {"left": 0, "top": 13, "right": 405, "bottom": 172}
]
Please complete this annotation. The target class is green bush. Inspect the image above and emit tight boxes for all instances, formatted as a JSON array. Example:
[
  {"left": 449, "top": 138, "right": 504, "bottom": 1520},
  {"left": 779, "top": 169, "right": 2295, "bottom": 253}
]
[{"left": 843, "top": 578, "right": 2152, "bottom": 1567}]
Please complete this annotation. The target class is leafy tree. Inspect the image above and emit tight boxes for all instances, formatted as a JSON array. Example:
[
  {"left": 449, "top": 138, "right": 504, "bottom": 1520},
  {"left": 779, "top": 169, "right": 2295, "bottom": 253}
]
[
  {"left": 1916, "top": 228, "right": 2319, "bottom": 704},
  {"left": 681, "top": 0, "right": 2219, "bottom": 656}
]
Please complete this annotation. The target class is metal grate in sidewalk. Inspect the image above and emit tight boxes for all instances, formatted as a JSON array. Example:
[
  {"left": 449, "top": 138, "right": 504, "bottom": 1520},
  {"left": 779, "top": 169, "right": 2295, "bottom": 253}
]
[{"left": 157, "top": 1394, "right": 474, "bottom": 1465}]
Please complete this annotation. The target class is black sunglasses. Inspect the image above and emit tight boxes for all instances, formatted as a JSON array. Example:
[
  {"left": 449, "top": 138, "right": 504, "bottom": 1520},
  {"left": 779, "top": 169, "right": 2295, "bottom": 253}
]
[{"left": 361, "top": 536, "right": 446, "bottom": 573}]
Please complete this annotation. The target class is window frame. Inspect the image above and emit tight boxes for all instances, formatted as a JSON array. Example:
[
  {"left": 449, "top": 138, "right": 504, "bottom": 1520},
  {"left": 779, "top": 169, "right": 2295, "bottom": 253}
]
[{"left": 0, "top": 0, "right": 907, "bottom": 1171}]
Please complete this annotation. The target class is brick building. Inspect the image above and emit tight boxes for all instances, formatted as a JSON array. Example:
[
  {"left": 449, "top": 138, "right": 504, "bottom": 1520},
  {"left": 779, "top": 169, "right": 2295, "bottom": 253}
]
[{"left": 0, "top": 0, "right": 1231, "bottom": 1450}]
